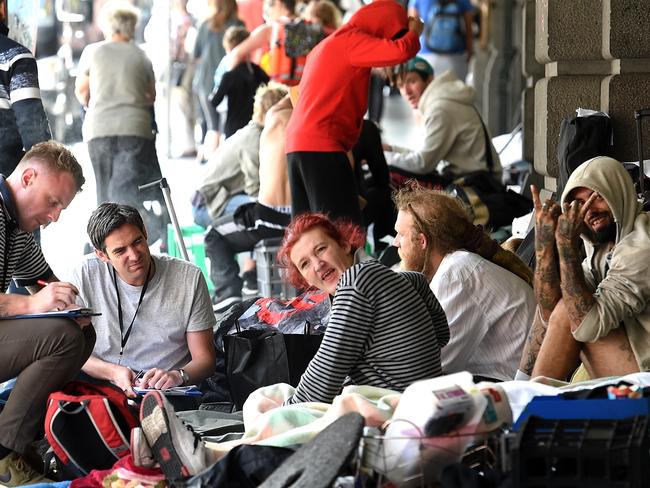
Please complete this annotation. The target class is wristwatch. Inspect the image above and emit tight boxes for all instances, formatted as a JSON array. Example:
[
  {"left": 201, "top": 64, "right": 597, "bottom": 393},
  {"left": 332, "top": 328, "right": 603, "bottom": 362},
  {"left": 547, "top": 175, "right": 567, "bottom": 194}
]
[{"left": 176, "top": 368, "right": 189, "bottom": 386}]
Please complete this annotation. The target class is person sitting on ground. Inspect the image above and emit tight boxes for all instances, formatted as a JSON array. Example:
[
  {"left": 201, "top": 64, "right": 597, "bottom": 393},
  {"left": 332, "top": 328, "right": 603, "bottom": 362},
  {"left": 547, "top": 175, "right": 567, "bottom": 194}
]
[
  {"left": 192, "top": 82, "right": 288, "bottom": 229},
  {"left": 138, "top": 212, "right": 449, "bottom": 480},
  {"left": 278, "top": 212, "right": 449, "bottom": 403},
  {"left": 286, "top": 1, "right": 423, "bottom": 224},
  {"left": 66, "top": 203, "right": 216, "bottom": 408},
  {"left": 0, "top": 141, "right": 96, "bottom": 486},
  {"left": 393, "top": 186, "right": 534, "bottom": 381},
  {"left": 518, "top": 156, "right": 650, "bottom": 381},
  {"left": 385, "top": 56, "right": 502, "bottom": 185},
  {"left": 210, "top": 26, "right": 270, "bottom": 139},
  {"left": 206, "top": 94, "right": 293, "bottom": 311}
]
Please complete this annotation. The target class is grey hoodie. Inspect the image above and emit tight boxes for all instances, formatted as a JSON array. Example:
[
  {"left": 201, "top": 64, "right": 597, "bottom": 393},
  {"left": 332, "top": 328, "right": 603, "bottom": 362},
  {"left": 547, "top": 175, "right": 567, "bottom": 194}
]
[
  {"left": 389, "top": 70, "right": 501, "bottom": 179},
  {"left": 562, "top": 156, "right": 650, "bottom": 369}
]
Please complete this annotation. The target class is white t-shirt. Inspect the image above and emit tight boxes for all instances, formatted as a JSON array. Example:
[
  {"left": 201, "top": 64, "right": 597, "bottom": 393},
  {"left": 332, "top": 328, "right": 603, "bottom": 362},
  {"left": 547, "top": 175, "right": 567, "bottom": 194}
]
[
  {"left": 66, "top": 254, "right": 216, "bottom": 372},
  {"left": 430, "top": 250, "right": 535, "bottom": 381}
]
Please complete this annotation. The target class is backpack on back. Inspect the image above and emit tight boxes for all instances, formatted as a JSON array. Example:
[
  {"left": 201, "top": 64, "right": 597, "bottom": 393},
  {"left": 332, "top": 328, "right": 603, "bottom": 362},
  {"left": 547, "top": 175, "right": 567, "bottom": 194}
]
[
  {"left": 424, "top": 0, "right": 466, "bottom": 54},
  {"left": 44, "top": 381, "right": 139, "bottom": 476},
  {"left": 268, "top": 19, "right": 324, "bottom": 86}
]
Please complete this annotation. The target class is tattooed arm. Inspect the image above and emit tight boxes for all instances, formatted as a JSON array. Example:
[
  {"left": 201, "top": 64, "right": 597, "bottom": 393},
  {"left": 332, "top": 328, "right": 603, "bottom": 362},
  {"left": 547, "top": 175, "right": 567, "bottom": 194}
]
[
  {"left": 518, "top": 307, "right": 549, "bottom": 376},
  {"left": 517, "top": 186, "right": 563, "bottom": 376},
  {"left": 556, "top": 195, "right": 598, "bottom": 330},
  {"left": 531, "top": 186, "right": 562, "bottom": 321}
]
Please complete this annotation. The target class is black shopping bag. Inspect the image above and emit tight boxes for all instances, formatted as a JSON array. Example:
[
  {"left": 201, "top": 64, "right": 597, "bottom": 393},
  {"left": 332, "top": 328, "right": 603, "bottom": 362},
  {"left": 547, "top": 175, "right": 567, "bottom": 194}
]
[{"left": 224, "top": 322, "right": 323, "bottom": 410}]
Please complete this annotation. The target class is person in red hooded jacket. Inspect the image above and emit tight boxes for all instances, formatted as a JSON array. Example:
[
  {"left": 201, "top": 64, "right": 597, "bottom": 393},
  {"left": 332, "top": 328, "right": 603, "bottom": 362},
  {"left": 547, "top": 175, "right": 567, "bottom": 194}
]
[{"left": 286, "top": 0, "right": 423, "bottom": 224}]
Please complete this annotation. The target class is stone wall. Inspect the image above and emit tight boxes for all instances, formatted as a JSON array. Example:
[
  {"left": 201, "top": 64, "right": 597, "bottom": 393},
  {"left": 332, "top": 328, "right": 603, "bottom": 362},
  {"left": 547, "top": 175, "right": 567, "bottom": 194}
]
[{"left": 532, "top": 0, "right": 650, "bottom": 183}]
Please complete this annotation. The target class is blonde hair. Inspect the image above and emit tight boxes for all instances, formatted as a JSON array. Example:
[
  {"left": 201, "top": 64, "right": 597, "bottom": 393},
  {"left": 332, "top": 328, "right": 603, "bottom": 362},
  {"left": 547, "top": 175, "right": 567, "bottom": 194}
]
[
  {"left": 252, "top": 82, "right": 289, "bottom": 126},
  {"left": 304, "top": 0, "right": 341, "bottom": 30},
  {"left": 19, "top": 141, "right": 85, "bottom": 192},
  {"left": 393, "top": 185, "right": 533, "bottom": 286},
  {"left": 100, "top": 1, "right": 139, "bottom": 40}
]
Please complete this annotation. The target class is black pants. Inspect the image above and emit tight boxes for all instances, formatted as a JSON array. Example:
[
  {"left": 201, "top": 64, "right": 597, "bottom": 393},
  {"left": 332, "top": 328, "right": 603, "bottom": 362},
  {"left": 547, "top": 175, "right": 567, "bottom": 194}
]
[
  {"left": 353, "top": 120, "right": 395, "bottom": 245},
  {"left": 287, "top": 151, "right": 362, "bottom": 224},
  {"left": 88, "top": 136, "right": 165, "bottom": 242},
  {"left": 205, "top": 202, "right": 290, "bottom": 300}
]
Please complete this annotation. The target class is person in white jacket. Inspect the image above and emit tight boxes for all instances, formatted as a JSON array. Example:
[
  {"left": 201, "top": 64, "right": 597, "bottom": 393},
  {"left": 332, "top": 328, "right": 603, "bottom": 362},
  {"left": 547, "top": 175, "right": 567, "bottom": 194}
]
[{"left": 385, "top": 56, "right": 501, "bottom": 182}]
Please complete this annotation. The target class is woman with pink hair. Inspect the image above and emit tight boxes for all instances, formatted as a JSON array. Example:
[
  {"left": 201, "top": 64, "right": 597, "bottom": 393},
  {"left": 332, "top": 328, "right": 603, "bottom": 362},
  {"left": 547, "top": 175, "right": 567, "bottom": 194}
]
[{"left": 278, "top": 213, "right": 449, "bottom": 404}]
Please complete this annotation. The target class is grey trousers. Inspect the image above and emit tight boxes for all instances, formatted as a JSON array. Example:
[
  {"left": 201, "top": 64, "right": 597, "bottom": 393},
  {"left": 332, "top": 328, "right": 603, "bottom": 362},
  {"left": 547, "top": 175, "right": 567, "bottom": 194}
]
[{"left": 0, "top": 319, "right": 95, "bottom": 453}]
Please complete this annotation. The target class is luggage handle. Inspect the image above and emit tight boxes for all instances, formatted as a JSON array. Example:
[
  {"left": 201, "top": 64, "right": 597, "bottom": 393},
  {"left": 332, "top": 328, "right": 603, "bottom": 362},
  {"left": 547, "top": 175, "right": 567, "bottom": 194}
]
[{"left": 58, "top": 400, "right": 89, "bottom": 415}]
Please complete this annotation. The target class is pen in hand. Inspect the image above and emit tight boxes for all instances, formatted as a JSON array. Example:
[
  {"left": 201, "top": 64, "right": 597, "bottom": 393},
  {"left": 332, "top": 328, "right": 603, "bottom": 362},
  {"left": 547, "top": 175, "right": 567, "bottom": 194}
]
[{"left": 37, "top": 279, "right": 49, "bottom": 287}]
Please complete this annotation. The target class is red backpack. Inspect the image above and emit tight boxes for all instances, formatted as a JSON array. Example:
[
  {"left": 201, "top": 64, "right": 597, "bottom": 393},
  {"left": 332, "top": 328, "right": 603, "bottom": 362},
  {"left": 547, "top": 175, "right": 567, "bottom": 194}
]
[{"left": 44, "top": 381, "right": 139, "bottom": 476}]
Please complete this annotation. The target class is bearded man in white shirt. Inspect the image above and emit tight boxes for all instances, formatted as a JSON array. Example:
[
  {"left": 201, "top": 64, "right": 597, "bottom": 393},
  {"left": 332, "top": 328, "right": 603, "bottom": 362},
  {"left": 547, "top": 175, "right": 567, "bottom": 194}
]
[{"left": 393, "top": 186, "right": 535, "bottom": 381}]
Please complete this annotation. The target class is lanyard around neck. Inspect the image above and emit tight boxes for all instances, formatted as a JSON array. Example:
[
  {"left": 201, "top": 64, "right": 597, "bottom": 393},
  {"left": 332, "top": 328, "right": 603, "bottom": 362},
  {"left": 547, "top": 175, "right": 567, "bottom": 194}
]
[{"left": 111, "top": 262, "right": 152, "bottom": 362}]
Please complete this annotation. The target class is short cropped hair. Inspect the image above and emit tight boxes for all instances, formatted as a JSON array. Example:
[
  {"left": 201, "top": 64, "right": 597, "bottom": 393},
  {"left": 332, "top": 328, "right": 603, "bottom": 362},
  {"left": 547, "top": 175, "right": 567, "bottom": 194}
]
[
  {"left": 100, "top": 1, "right": 139, "bottom": 40},
  {"left": 20, "top": 140, "right": 85, "bottom": 192},
  {"left": 87, "top": 202, "right": 146, "bottom": 252},
  {"left": 223, "top": 26, "right": 249, "bottom": 51},
  {"left": 252, "top": 82, "right": 288, "bottom": 126}
]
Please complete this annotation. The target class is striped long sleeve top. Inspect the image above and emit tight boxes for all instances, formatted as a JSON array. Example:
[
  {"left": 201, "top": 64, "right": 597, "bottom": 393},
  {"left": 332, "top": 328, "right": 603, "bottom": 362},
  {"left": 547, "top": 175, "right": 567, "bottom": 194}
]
[
  {"left": 286, "top": 259, "right": 449, "bottom": 405},
  {"left": 0, "top": 30, "right": 51, "bottom": 175}
]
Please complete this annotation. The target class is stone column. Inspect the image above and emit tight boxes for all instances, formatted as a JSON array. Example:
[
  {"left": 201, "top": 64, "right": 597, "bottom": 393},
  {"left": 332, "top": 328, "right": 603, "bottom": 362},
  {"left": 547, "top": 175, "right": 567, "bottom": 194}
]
[{"left": 533, "top": 0, "right": 650, "bottom": 188}]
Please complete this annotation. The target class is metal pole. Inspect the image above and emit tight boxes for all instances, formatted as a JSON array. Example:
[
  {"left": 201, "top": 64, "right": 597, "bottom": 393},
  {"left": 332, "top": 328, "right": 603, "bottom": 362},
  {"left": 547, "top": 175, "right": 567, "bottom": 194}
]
[
  {"left": 138, "top": 178, "right": 189, "bottom": 261},
  {"left": 635, "top": 109, "right": 650, "bottom": 196}
]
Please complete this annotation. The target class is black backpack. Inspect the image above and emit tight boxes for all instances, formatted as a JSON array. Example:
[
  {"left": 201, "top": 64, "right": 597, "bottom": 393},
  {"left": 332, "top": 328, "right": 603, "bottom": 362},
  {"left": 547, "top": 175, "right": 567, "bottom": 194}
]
[{"left": 556, "top": 113, "right": 613, "bottom": 199}]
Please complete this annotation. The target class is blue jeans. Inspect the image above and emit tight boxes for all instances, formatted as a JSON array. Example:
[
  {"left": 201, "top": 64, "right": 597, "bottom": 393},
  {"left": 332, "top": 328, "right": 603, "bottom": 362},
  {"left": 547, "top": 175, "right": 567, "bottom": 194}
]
[{"left": 192, "top": 193, "right": 254, "bottom": 229}]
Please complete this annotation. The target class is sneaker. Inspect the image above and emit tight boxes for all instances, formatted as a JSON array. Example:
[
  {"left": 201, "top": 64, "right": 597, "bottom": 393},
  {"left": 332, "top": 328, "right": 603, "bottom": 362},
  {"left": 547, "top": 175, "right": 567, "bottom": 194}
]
[
  {"left": 140, "top": 391, "right": 213, "bottom": 479},
  {"left": 241, "top": 270, "right": 258, "bottom": 295},
  {"left": 131, "top": 427, "right": 156, "bottom": 468},
  {"left": 212, "top": 295, "right": 242, "bottom": 313},
  {"left": 0, "top": 452, "right": 52, "bottom": 487}
]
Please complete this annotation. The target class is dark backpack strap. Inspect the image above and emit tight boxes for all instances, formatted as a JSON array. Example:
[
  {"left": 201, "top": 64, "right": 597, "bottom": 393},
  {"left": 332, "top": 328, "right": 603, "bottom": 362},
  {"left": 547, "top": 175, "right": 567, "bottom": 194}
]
[{"left": 474, "top": 107, "right": 494, "bottom": 174}]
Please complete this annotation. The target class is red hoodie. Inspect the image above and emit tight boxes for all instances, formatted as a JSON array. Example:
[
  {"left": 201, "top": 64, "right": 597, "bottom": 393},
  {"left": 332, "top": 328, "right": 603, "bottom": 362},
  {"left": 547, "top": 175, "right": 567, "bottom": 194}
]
[{"left": 285, "top": 0, "right": 419, "bottom": 154}]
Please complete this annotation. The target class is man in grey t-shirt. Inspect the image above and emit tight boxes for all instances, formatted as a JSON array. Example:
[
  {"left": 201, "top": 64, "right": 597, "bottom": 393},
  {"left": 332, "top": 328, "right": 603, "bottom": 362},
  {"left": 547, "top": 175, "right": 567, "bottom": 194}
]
[{"left": 67, "top": 203, "right": 216, "bottom": 397}]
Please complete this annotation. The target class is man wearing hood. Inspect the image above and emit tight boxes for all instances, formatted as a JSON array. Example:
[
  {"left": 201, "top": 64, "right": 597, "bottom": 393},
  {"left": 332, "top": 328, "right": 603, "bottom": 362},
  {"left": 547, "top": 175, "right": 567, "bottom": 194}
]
[
  {"left": 518, "top": 156, "right": 650, "bottom": 380},
  {"left": 285, "top": 0, "right": 423, "bottom": 224},
  {"left": 386, "top": 56, "right": 501, "bottom": 182}
]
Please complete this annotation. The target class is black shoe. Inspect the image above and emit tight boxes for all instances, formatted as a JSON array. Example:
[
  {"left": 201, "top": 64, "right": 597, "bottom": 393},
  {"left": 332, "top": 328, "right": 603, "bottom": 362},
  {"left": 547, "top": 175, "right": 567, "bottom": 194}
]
[
  {"left": 241, "top": 270, "right": 258, "bottom": 295},
  {"left": 212, "top": 295, "right": 242, "bottom": 313}
]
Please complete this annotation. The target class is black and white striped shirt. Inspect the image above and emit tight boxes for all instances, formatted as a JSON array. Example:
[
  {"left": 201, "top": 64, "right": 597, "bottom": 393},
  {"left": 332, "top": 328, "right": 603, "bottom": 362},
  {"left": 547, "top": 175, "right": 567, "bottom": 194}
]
[
  {"left": 0, "top": 178, "right": 51, "bottom": 290},
  {"left": 287, "top": 259, "right": 449, "bottom": 404}
]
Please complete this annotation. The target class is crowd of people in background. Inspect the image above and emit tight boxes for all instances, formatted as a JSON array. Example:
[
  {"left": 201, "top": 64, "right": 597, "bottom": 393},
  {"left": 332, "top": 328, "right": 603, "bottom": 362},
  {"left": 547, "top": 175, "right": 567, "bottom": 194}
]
[{"left": 0, "top": 0, "right": 649, "bottom": 485}]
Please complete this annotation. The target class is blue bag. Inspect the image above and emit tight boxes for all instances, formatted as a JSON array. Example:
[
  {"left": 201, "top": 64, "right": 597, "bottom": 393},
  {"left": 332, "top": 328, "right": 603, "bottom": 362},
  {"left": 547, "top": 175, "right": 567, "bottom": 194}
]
[{"left": 424, "top": 0, "right": 466, "bottom": 54}]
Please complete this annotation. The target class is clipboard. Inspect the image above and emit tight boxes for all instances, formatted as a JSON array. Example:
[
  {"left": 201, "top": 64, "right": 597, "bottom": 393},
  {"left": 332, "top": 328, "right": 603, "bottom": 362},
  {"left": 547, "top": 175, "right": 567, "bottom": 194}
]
[
  {"left": 0, "top": 308, "right": 102, "bottom": 320},
  {"left": 132, "top": 385, "right": 202, "bottom": 397}
]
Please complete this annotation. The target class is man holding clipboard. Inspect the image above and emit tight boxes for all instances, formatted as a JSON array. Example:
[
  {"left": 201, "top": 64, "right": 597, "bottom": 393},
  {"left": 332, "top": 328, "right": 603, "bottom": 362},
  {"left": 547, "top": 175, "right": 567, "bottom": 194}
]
[
  {"left": 0, "top": 141, "right": 96, "bottom": 486},
  {"left": 65, "top": 203, "right": 216, "bottom": 409}
]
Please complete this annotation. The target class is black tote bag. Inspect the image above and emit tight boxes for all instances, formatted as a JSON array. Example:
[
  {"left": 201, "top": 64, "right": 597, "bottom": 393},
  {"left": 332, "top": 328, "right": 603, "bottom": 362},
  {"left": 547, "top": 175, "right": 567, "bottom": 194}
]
[{"left": 224, "top": 322, "right": 323, "bottom": 410}]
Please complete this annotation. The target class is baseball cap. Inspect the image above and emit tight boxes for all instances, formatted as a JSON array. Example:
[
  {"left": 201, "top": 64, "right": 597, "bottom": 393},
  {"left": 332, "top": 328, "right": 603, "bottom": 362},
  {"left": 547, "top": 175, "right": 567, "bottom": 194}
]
[{"left": 404, "top": 56, "right": 434, "bottom": 78}]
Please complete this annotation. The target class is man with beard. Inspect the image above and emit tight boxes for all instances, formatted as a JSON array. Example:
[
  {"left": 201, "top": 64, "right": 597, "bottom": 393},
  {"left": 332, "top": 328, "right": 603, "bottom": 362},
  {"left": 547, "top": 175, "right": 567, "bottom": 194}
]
[
  {"left": 518, "top": 156, "right": 650, "bottom": 380},
  {"left": 393, "top": 186, "right": 535, "bottom": 381}
]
